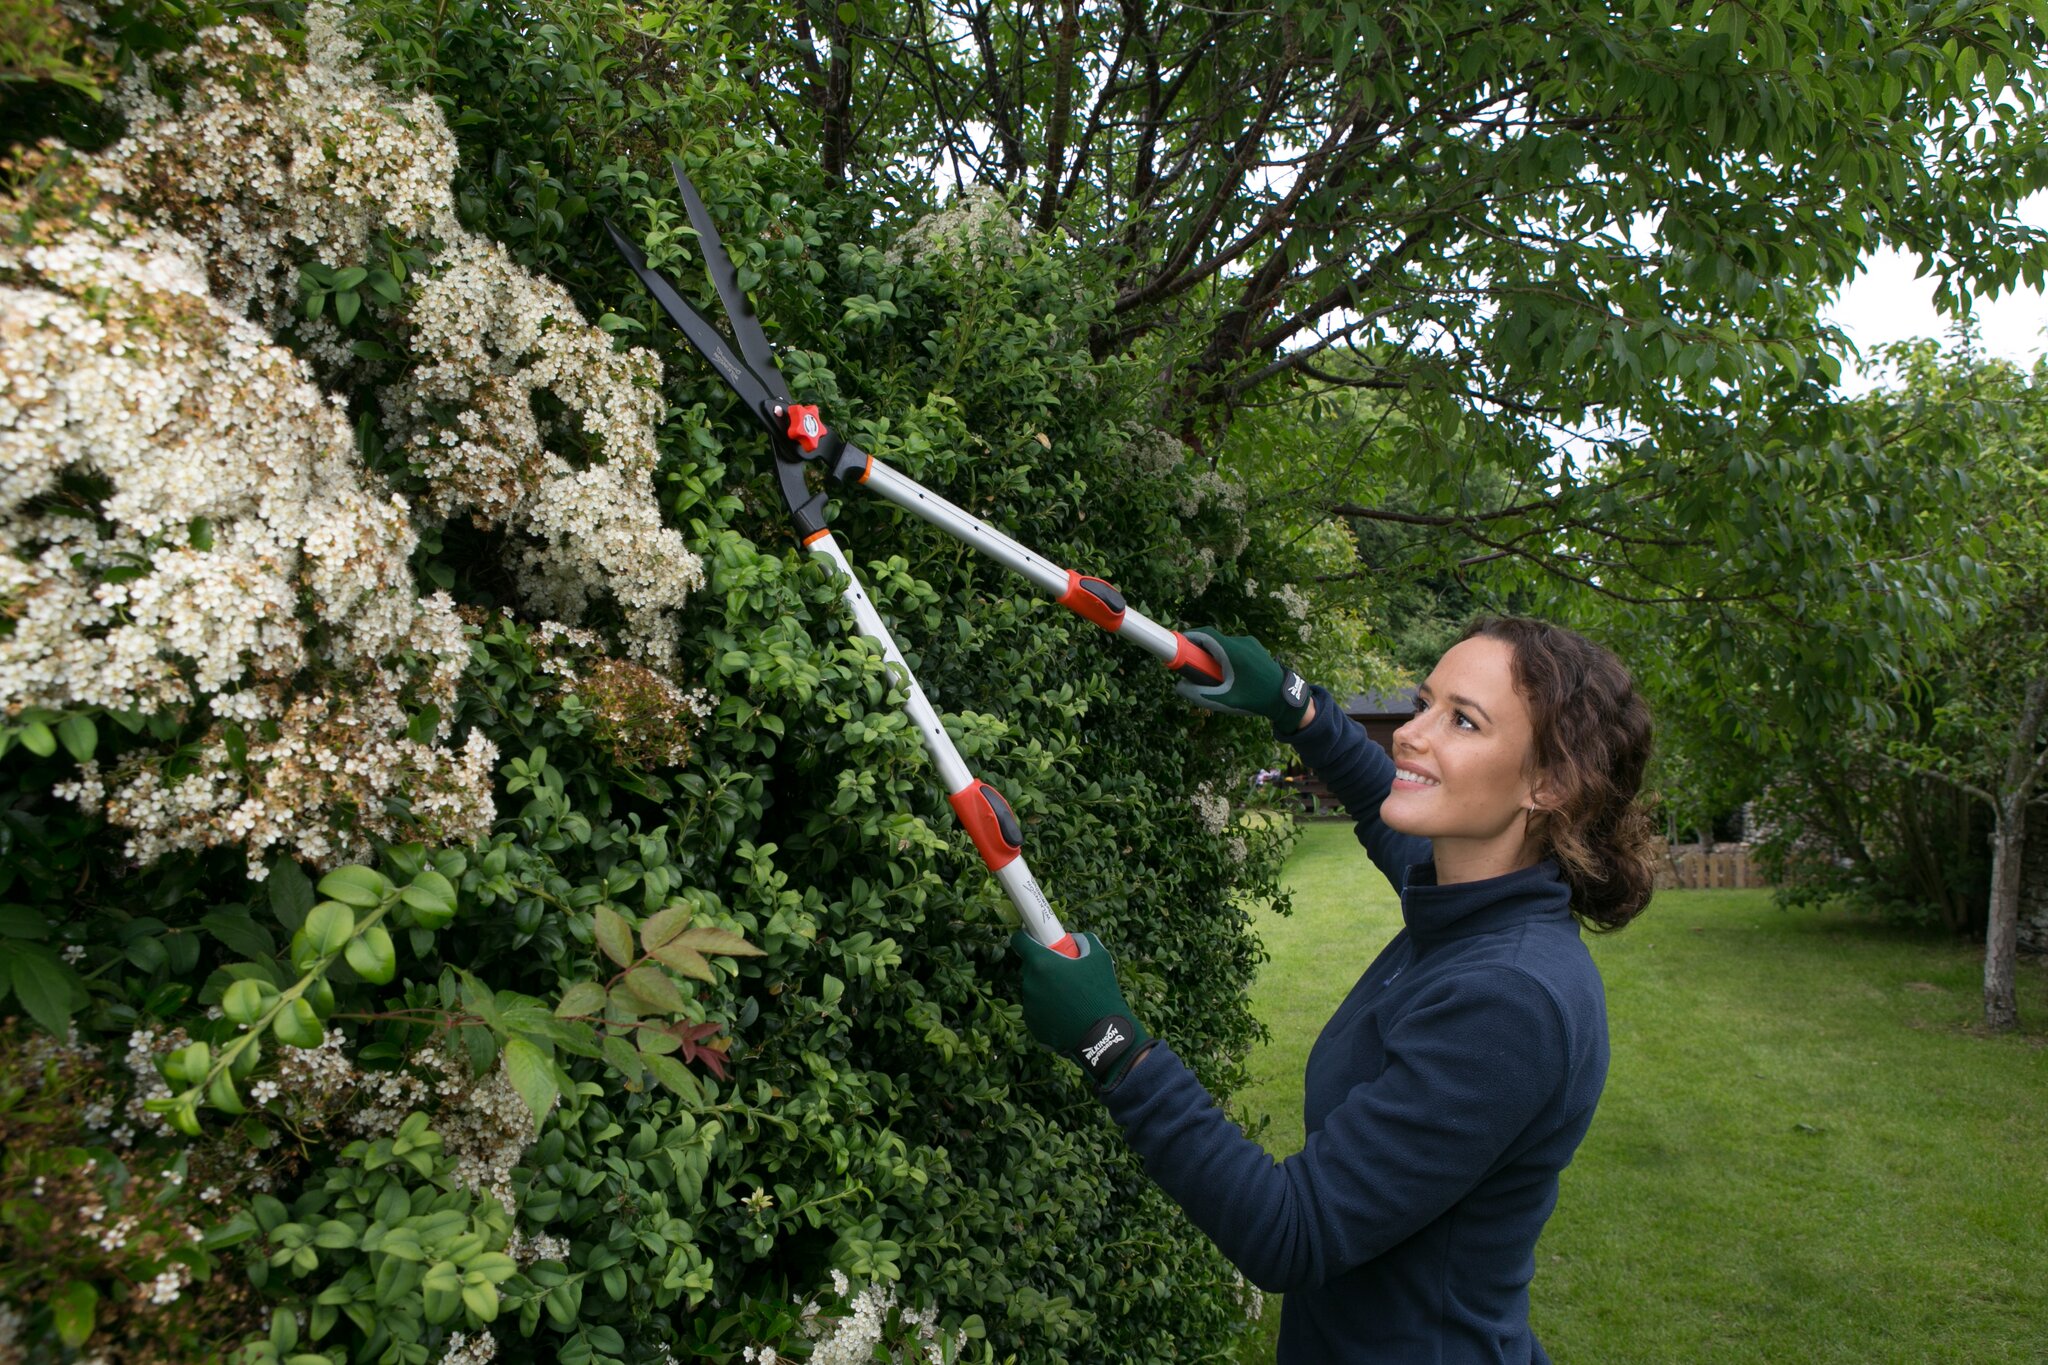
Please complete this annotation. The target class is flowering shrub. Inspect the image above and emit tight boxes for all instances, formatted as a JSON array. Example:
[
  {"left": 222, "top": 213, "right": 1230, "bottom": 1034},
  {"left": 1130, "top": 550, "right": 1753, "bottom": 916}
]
[{"left": 0, "top": 2, "right": 1328, "bottom": 1362}]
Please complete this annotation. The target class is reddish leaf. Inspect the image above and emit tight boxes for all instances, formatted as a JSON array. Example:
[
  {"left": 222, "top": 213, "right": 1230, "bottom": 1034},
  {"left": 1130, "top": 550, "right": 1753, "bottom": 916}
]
[{"left": 672, "top": 1019, "right": 731, "bottom": 1079}]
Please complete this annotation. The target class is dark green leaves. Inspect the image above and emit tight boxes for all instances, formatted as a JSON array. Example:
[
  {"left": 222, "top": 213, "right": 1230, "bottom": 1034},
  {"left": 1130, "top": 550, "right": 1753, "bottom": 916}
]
[{"left": 0, "top": 940, "right": 86, "bottom": 1036}]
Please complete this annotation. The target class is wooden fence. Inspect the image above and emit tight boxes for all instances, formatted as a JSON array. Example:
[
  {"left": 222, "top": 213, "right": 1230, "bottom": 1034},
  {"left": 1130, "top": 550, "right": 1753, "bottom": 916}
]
[{"left": 1655, "top": 845, "right": 1768, "bottom": 891}]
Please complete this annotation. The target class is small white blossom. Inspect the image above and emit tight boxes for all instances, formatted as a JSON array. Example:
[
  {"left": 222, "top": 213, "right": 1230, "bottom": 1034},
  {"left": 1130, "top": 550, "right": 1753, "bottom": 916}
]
[
  {"left": 438, "top": 1330, "right": 497, "bottom": 1365},
  {"left": 148, "top": 1265, "right": 191, "bottom": 1305}
]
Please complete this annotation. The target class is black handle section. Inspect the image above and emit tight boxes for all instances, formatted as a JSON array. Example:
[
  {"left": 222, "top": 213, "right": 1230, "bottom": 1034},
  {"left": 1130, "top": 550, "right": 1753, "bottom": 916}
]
[{"left": 979, "top": 785, "right": 1023, "bottom": 850}]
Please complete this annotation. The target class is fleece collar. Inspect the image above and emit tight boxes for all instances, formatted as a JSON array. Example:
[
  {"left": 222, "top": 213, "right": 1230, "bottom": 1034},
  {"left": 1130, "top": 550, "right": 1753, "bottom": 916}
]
[{"left": 1400, "top": 857, "right": 1573, "bottom": 941}]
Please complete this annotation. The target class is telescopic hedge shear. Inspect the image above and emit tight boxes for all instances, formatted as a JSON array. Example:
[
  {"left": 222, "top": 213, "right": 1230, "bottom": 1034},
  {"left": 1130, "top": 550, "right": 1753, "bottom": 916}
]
[{"left": 605, "top": 160, "right": 1226, "bottom": 960}]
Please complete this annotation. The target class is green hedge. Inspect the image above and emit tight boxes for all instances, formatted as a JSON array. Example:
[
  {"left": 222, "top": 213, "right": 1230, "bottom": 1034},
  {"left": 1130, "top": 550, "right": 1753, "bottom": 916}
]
[{"left": 0, "top": 2, "right": 1329, "bottom": 1361}]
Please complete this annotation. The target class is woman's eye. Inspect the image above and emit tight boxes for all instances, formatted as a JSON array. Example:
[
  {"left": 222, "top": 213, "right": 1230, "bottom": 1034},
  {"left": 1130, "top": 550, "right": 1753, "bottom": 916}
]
[{"left": 1453, "top": 710, "right": 1477, "bottom": 731}]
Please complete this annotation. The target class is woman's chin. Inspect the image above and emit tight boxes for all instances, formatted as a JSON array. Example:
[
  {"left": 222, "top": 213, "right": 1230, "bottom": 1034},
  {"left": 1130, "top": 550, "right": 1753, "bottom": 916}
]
[{"left": 1379, "top": 804, "right": 1426, "bottom": 837}]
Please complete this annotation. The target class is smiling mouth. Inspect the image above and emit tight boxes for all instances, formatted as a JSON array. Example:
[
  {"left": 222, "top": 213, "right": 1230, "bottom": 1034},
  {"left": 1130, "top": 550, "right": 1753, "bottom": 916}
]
[{"left": 1392, "top": 767, "right": 1439, "bottom": 788}]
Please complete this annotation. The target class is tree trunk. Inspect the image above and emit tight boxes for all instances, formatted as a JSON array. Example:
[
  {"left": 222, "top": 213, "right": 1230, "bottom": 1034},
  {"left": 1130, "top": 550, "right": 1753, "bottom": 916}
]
[
  {"left": 1984, "top": 672, "right": 2047, "bottom": 1031},
  {"left": 1983, "top": 797, "right": 2025, "bottom": 1031}
]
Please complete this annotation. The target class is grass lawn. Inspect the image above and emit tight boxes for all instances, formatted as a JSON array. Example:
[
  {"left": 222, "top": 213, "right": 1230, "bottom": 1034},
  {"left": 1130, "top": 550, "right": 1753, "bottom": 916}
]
[{"left": 1229, "top": 819, "right": 2048, "bottom": 1364}]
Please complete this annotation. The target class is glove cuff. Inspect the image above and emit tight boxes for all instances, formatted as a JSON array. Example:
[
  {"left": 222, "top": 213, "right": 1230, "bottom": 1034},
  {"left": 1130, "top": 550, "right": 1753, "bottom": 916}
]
[
  {"left": 1073, "top": 1013, "right": 1150, "bottom": 1088},
  {"left": 1273, "top": 668, "right": 1311, "bottom": 728}
]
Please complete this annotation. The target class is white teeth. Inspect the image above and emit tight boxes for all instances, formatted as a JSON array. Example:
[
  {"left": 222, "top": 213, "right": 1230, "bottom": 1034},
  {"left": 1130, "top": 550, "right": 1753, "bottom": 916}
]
[{"left": 1395, "top": 768, "right": 1439, "bottom": 787}]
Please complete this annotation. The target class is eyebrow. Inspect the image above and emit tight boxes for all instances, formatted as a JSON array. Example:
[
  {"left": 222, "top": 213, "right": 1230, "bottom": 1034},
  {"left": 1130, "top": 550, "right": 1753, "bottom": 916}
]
[{"left": 1417, "top": 683, "right": 1493, "bottom": 725}]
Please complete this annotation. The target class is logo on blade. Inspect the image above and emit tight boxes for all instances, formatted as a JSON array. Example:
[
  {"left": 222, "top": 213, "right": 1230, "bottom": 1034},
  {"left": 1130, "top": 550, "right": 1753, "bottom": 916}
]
[{"left": 1082, "top": 1024, "right": 1126, "bottom": 1066}]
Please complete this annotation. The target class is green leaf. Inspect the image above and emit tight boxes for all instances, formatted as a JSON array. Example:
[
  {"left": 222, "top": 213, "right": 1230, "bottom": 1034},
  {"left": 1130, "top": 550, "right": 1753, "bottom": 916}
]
[
  {"left": 675, "top": 926, "right": 765, "bottom": 957},
  {"left": 650, "top": 940, "right": 714, "bottom": 983},
  {"left": 638, "top": 902, "right": 692, "bottom": 951},
  {"left": 555, "top": 981, "right": 608, "bottom": 1017},
  {"left": 642, "top": 1051, "right": 702, "bottom": 1102},
  {"left": 314, "top": 1220, "right": 358, "bottom": 1249},
  {"left": 51, "top": 1281, "right": 98, "bottom": 1349},
  {"left": 502, "top": 1038, "right": 558, "bottom": 1122},
  {"left": 406, "top": 703, "right": 442, "bottom": 745},
  {"left": 304, "top": 900, "right": 355, "bottom": 956},
  {"left": 222, "top": 977, "right": 274, "bottom": 1024},
  {"left": 269, "top": 857, "right": 317, "bottom": 930},
  {"left": 592, "top": 905, "right": 636, "bottom": 968},
  {"left": 0, "top": 904, "right": 47, "bottom": 938},
  {"left": 207, "top": 1069, "right": 247, "bottom": 1113},
  {"left": 461, "top": 1277, "right": 500, "bottom": 1322},
  {"left": 5, "top": 943, "right": 81, "bottom": 1036},
  {"left": 600, "top": 1033, "right": 642, "bottom": 1081},
  {"left": 270, "top": 1304, "right": 300, "bottom": 1352},
  {"left": 456, "top": 968, "right": 504, "bottom": 1033},
  {"left": 400, "top": 869, "right": 459, "bottom": 925},
  {"left": 56, "top": 714, "right": 97, "bottom": 761},
  {"left": 204, "top": 907, "right": 276, "bottom": 959},
  {"left": 274, "top": 997, "right": 325, "bottom": 1048},
  {"left": 319, "top": 865, "right": 390, "bottom": 908},
  {"left": 329, "top": 266, "right": 369, "bottom": 291},
  {"left": 635, "top": 1025, "right": 680, "bottom": 1055},
  {"left": 622, "top": 964, "right": 689, "bottom": 1013},
  {"left": 19, "top": 722, "right": 55, "bottom": 758},
  {"left": 345, "top": 924, "right": 397, "bottom": 984},
  {"left": 162, "top": 1040, "right": 210, "bottom": 1085}
]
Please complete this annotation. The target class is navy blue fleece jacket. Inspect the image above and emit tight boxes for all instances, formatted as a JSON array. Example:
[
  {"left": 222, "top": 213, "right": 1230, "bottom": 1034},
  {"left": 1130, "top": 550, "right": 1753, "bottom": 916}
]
[{"left": 1102, "top": 687, "right": 1609, "bottom": 1364}]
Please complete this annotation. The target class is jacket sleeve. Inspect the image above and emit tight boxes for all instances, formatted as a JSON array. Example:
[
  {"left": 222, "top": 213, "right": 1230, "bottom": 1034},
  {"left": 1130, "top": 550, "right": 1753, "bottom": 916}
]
[
  {"left": 1100, "top": 967, "right": 1568, "bottom": 1294},
  {"left": 1282, "top": 684, "right": 1431, "bottom": 893}
]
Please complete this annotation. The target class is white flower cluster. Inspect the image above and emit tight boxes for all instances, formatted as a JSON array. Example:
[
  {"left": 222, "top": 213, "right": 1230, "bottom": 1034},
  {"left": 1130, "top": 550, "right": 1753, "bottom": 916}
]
[
  {"left": 1191, "top": 781, "right": 1231, "bottom": 836},
  {"left": 418, "top": 1047, "right": 537, "bottom": 1211},
  {"left": 147, "top": 1264, "right": 193, "bottom": 1306},
  {"left": 101, "top": 3, "right": 703, "bottom": 664},
  {"left": 438, "top": 1330, "right": 498, "bottom": 1365},
  {"left": 0, "top": 178, "right": 493, "bottom": 876},
  {"left": 262, "top": 1029, "right": 536, "bottom": 1209},
  {"left": 1121, "top": 425, "right": 1186, "bottom": 476},
  {"left": 505, "top": 1228, "right": 571, "bottom": 1265},
  {"left": 790, "top": 1270, "right": 964, "bottom": 1365},
  {"left": 886, "top": 185, "right": 1023, "bottom": 268},
  {"left": 1231, "top": 1267, "right": 1264, "bottom": 1322},
  {"left": 1269, "top": 581, "right": 1314, "bottom": 644}
]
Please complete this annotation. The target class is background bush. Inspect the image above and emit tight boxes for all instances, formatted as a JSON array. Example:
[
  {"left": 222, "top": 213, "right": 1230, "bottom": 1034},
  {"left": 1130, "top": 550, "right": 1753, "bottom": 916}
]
[{"left": 0, "top": 1, "right": 1332, "bottom": 1360}]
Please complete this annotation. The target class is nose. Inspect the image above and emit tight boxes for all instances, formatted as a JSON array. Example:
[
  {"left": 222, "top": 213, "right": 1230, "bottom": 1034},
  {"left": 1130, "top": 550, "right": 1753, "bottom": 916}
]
[{"left": 1391, "top": 712, "right": 1425, "bottom": 757}]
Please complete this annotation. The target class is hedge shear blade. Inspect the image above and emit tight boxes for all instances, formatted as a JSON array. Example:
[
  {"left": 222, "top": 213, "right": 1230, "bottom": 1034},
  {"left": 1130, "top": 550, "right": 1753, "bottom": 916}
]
[{"left": 607, "top": 159, "right": 1227, "bottom": 959}]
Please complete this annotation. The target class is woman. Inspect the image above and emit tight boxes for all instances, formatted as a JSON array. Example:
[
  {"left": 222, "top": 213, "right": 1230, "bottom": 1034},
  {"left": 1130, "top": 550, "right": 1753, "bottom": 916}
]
[{"left": 1011, "top": 616, "right": 1659, "bottom": 1363}]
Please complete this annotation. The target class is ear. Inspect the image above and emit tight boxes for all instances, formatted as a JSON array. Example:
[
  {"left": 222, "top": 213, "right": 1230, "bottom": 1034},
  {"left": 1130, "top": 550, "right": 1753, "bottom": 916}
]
[{"left": 1524, "top": 772, "right": 1555, "bottom": 815}]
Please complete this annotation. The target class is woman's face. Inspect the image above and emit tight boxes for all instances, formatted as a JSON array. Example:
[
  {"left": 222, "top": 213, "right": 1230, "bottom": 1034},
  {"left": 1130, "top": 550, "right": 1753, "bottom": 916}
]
[{"left": 1381, "top": 636, "right": 1548, "bottom": 855}]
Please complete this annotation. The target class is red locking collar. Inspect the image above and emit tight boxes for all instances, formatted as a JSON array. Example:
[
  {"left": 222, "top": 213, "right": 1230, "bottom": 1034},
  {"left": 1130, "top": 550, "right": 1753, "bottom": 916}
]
[{"left": 785, "top": 404, "right": 825, "bottom": 453}]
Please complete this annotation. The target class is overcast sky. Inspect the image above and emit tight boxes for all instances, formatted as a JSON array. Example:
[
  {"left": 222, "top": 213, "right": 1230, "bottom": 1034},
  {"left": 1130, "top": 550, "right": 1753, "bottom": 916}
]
[{"left": 1824, "top": 192, "right": 2048, "bottom": 393}]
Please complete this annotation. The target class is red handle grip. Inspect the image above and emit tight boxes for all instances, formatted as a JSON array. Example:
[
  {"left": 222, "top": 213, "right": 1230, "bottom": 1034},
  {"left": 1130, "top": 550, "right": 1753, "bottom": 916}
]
[{"left": 1167, "top": 632, "right": 1224, "bottom": 686}]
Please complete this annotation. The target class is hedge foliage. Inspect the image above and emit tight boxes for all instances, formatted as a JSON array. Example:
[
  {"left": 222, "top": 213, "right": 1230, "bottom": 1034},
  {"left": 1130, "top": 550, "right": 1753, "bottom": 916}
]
[{"left": 0, "top": 2, "right": 1350, "bottom": 1360}]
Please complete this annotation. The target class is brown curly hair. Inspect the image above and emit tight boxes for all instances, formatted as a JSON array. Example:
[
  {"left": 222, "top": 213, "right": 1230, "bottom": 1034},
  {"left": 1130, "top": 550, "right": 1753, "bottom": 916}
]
[{"left": 1461, "top": 616, "right": 1660, "bottom": 931}]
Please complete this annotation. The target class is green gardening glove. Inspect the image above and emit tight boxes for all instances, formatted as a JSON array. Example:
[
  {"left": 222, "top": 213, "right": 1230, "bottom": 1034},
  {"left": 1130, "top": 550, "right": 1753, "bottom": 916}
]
[
  {"left": 1009, "top": 931, "right": 1153, "bottom": 1090},
  {"left": 1173, "top": 628, "right": 1312, "bottom": 731}
]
